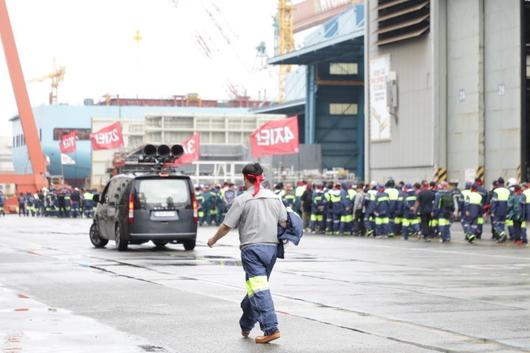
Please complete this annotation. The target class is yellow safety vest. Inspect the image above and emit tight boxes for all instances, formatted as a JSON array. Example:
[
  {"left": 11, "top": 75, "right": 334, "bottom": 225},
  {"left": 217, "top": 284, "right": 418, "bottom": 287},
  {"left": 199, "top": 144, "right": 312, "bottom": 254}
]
[
  {"left": 467, "top": 192, "right": 482, "bottom": 205},
  {"left": 493, "top": 187, "right": 510, "bottom": 202},
  {"left": 295, "top": 185, "right": 306, "bottom": 198},
  {"left": 385, "top": 188, "right": 399, "bottom": 201}
]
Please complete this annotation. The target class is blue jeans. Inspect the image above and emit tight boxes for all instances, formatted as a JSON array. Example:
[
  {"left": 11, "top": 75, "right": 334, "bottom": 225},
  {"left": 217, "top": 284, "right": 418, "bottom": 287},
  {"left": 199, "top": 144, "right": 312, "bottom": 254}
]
[{"left": 239, "top": 244, "right": 278, "bottom": 336}]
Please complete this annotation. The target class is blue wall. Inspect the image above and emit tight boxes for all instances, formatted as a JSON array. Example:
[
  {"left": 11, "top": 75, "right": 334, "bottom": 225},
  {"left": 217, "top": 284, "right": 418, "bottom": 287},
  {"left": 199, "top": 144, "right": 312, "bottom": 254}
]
[
  {"left": 305, "top": 58, "right": 365, "bottom": 179},
  {"left": 299, "top": 4, "right": 365, "bottom": 179}
]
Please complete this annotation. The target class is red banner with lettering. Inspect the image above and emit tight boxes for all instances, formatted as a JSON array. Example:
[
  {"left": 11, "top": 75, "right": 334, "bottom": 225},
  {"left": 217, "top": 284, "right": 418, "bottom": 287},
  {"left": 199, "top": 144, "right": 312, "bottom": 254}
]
[
  {"left": 250, "top": 116, "right": 299, "bottom": 158},
  {"left": 59, "top": 131, "right": 77, "bottom": 154},
  {"left": 171, "top": 133, "right": 201, "bottom": 166},
  {"left": 90, "top": 122, "right": 124, "bottom": 150}
]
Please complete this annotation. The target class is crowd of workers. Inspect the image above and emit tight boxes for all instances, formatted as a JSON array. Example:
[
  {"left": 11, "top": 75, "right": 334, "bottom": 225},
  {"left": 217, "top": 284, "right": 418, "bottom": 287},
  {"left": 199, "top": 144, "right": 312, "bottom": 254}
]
[
  {"left": 196, "top": 177, "right": 529, "bottom": 245},
  {"left": 0, "top": 188, "right": 98, "bottom": 218},
  {"left": 2, "top": 176, "right": 527, "bottom": 246}
]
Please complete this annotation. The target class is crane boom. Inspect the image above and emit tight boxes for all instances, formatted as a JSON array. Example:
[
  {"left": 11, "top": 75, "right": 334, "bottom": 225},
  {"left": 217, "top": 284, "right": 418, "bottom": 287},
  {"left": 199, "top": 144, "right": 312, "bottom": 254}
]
[
  {"left": 277, "top": 0, "right": 294, "bottom": 102},
  {"left": 0, "top": 0, "right": 48, "bottom": 192}
]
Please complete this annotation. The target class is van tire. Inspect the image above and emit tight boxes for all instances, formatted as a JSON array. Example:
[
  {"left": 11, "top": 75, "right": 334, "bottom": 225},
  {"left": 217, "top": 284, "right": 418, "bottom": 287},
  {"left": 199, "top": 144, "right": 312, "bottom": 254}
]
[
  {"left": 89, "top": 222, "right": 108, "bottom": 248},
  {"left": 115, "top": 222, "right": 128, "bottom": 251},
  {"left": 183, "top": 239, "right": 196, "bottom": 251}
]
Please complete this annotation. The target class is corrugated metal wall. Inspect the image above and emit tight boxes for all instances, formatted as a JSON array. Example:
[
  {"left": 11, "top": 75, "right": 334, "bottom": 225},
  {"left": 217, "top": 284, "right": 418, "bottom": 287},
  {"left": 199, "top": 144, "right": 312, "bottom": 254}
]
[
  {"left": 447, "top": 0, "right": 521, "bottom": 184},
  {"left": 367, "top": 0, "right": 435, "bottom": 181},
  {"left": 366, "top": 0, "right": 522, "bottom": 184},
  {"left": 484, "top": 0, "right": 521, "bottom": 181}
]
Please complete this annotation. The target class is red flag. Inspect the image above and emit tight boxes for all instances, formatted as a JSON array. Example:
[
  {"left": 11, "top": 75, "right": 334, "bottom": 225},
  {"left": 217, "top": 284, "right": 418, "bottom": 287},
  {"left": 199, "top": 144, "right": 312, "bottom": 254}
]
[
  {"left": 59, "top": 131, "right": 77, "bottom": 154},
  {"left": 172, "top": 133, "right": 201, "bottom": 166},
  {"left": 90, "top": 122, "right": 124, "bottom": 150},
  {"left": 250, "top": 116, "right": 299, "bottom": 158}
]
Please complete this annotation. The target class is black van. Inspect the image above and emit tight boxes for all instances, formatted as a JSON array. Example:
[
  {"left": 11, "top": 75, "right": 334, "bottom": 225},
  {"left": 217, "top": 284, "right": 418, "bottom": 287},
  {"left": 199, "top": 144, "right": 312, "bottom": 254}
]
[{"left": 89, "top": 173, "right": 198, "bottom": 251}]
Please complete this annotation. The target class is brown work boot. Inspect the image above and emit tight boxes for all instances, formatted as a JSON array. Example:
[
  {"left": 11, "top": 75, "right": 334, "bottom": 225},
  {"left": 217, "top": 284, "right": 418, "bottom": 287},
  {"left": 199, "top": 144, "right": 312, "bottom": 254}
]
[
  {"left": 255, "top": 331, "right": 280, "bottom": 344},
  {"left": 241, "top": 330, "right": 250, "bottom": 338}
]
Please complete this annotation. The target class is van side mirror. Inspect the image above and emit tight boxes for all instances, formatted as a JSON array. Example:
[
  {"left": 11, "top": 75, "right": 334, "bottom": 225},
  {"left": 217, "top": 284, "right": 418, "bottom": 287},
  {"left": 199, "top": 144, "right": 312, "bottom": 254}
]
[{"left": 92, "top": 195, "right": 100, "bottom": 203}]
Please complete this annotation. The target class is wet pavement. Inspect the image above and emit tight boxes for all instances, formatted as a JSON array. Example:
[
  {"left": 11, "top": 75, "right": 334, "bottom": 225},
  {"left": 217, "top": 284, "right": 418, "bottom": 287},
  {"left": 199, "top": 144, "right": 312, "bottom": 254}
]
[{"left": 0, "top": 215, "right": 529, "bottom": 352}]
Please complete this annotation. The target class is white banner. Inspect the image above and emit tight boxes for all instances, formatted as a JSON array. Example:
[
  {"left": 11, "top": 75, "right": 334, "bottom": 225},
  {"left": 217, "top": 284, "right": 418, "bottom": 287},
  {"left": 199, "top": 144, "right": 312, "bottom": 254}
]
[{"left": 369, "top": 56, "right": 391, "bottom": 141}]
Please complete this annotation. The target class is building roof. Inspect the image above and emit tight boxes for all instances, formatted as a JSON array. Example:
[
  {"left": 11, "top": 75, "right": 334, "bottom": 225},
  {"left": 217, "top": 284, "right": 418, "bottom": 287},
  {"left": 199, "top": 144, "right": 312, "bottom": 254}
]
[
  {"left": 268, "top": 34, "right": 363, "bottom": 65},
  {"left": 252, "top": 98, "right": 305, "bottom": 115},
  {"left": 268, "top": 4, "right": 364, "bottom": 66},
  {"left": 9, "top": 104, "right": 255, "bottom": 124}
]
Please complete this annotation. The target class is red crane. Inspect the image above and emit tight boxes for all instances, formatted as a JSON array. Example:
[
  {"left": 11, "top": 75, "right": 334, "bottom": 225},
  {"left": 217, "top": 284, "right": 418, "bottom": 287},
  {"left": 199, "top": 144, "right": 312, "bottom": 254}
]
[{"left": 0, "top": 0, "right": 48, "bottom": 193}]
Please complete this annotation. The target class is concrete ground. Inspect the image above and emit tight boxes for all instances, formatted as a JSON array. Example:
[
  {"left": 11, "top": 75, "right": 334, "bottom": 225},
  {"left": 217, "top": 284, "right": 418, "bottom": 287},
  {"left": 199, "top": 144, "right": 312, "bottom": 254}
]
[{"left": 0, "top": 215, "right": 529, "bottom": 353}]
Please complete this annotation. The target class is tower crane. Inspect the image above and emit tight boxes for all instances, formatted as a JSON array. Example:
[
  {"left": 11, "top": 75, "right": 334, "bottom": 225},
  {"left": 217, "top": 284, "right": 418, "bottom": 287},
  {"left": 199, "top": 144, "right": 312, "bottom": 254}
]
[
  {"left": 28, "top": 65, "right": 65, "bottom": 105},
  {"left": 276, "top": 0, "right": 294, "bottom": 102}
]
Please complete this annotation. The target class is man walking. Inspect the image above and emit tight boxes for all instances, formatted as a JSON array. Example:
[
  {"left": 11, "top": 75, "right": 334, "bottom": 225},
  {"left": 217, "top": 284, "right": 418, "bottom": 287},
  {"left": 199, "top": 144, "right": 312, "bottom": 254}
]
[
  {"left": 207, "top": 163, "right": 287, "bottom": 344},
  {"left": 491, "top": 178, "right": 511, "bottom": 242},
  {"left": 434, "top": 182, "right": 455, "bottom": 243}
]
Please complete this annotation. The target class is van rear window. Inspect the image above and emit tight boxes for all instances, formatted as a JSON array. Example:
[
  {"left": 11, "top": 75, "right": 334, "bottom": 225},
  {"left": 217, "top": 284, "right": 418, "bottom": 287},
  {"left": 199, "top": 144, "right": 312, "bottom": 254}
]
[{"left": 137, "top": 179, "right": 189, "bottom": 207}]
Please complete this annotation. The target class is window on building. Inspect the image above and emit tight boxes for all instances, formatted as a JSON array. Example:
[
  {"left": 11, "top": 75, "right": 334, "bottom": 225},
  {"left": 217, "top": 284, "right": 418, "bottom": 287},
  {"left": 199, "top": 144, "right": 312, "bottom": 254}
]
[
  {"left": 329, "top": 63, "right": 358, "bottom": 75},
  {"left": 329, "top": 103, "right": 358, "bottom": 115},
  {"left": 12, "top": 136, "right": 15, "bottom": 148},
  {"left": 53, "top": 128, "right": 91, "bottom": 140}
]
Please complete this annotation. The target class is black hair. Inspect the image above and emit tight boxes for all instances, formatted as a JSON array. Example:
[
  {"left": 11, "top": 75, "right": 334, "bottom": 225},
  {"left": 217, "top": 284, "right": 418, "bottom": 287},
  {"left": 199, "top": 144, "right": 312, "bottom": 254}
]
[
  {"left": 385, "top": 179, "right": 395, "bottom": 188},
  {"left": 429, "top": 181, "right": 436, "bottom": 188},
  {"left": 497, "top": 177, "right": 505, "bottom": 185},
  {"left": 242, "top": 163, "right": 263, "bottom": 183}
]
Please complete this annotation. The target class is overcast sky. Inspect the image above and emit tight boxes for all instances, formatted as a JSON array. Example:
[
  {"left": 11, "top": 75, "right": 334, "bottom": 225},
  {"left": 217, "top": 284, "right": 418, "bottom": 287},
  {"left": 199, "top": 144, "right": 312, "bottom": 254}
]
[{"left": 0, "top": 0, "right": 279, "bottom": 137}]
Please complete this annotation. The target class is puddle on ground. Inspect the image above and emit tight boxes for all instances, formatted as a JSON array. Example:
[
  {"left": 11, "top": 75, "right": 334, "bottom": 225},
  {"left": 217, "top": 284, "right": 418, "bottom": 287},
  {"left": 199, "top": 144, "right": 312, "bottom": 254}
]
[
  {"left": 138, "top": 345, "right": 168, "bottom": 352},
  {"left": 207, "top": 259, "right": 242, "bottom": 266}
]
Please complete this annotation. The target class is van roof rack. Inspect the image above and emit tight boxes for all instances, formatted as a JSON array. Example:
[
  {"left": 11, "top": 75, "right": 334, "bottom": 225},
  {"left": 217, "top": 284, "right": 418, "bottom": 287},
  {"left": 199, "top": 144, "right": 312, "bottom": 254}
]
[{"left": 117, "top": 161, "right": 185, "bottom": 176}]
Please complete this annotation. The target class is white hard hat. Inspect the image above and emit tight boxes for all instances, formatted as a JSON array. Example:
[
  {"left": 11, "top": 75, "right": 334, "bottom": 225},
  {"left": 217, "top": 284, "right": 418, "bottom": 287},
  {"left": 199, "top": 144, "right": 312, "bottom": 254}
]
[
  {"left": 370, "top": 180, "right": 377, "bottom": 187},
  {"left": 507, "top": 178, "right": 517, "bottom": 187}
]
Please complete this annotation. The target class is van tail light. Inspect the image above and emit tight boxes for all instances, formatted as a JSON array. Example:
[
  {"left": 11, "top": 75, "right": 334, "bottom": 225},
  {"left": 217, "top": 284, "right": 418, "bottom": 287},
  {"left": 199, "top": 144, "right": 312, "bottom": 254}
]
[
  {"left": 128, "top": 192, "right": 135, "bottom": 224},
  {"left": 191, "top": 193, "right": 198, "bottom": 223}
]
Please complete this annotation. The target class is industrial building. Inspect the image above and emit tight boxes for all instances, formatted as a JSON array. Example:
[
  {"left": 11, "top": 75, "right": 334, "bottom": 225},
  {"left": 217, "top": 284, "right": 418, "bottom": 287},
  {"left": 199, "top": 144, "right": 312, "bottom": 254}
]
[
  {"left": 264, "top": 3, "right": 366, "bottom": 179},
  {"left": 0, "top": 136, "right": 15, "bottom": 195},
  {"left": 90, "top": 112, "right": 284, "bottom": 187},
  {"left": 364, "top": 0, "right": 528, "bottom": 184},
  {"left": 11, "top": 103, "right": 281, "bottom": 187}
]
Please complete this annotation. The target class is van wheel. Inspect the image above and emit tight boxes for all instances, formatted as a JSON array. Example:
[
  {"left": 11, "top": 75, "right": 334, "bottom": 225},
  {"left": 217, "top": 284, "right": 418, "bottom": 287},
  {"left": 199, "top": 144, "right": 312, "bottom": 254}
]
[
  {"left": 183, "top": 239, "right": 196, "bottom": 251},
  {"left": 115, "top": 222, "right": 128, "bottom": 251},
  {"left": 153, "top": 240, "right": 168, "bottom": 248},
  {"left": 89, "top": 222, "right": 108, "bottom": 248}
]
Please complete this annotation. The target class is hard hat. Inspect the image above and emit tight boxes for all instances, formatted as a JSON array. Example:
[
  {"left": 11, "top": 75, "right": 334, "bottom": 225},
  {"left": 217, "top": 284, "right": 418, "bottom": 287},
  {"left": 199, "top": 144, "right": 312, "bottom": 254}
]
[{"left": 507, "top": 178, "right": 517, "bottom": 187}]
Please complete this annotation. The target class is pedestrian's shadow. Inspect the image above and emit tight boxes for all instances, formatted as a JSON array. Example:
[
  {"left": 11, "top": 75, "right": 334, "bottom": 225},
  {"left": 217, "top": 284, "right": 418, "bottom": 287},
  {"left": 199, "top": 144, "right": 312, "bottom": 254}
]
[{"left": 240, "top": 337, "right": 282, "bottom": 352}]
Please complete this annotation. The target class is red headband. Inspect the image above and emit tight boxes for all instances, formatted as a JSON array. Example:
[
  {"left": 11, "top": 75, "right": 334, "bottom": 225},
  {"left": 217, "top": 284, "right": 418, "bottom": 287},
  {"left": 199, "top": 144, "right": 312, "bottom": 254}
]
[{"left": 244, "top": 173, "right": 264, "bottom": 197}]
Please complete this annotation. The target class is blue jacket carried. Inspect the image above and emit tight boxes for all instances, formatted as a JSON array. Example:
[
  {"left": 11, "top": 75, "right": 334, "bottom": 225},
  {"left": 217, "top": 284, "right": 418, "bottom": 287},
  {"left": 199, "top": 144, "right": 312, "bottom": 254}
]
[{"left": 277, "top": 209, "right": 304, "bottom": 258}]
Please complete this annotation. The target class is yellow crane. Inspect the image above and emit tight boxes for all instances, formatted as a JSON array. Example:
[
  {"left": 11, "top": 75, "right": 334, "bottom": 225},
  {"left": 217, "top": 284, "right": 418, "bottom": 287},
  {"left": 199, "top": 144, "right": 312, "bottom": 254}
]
[
  {"left": 277, "top": 0, "right": 294, "bottom": 102},
  {"left": 28, "top": 65, "right": 65, "bottom": 105}
]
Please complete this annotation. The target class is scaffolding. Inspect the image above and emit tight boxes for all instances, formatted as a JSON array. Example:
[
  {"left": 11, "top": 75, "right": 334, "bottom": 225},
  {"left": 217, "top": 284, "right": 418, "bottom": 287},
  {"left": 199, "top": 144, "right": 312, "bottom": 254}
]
[{"left": 186, "top": 161, "right": 253, "bottom": 185}]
